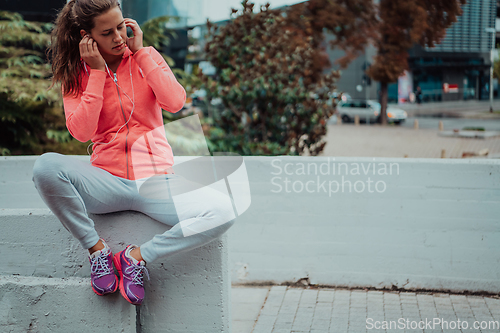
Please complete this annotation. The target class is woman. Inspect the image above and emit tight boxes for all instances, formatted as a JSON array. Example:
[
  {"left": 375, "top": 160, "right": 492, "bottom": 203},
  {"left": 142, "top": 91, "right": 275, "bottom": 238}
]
[{"left": 32, "top": 0, "right": 235, "bottom": 306}]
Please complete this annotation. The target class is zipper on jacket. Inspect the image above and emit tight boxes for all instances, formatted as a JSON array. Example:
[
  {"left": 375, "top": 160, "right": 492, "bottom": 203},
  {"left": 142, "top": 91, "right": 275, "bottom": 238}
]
[{"left": 114, "top": 72, "right": 130, "bottom": 179}]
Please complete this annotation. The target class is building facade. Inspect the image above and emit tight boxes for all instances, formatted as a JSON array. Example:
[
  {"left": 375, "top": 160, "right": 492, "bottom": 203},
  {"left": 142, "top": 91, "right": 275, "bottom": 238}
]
[
  {"left": 325, "top": 0, "right": 498, "bottom": 103},
  {"left": 122, "top": 0, "right": 203, "bottom": 27},
  {"left": 0, "top": 0, "right": 66, "bottom": 22},
  {"left": 409, "top": 0, "right": 497, "bottom": 103},
  {"left": 121, "top": 0, "right": 203, "bottom": 70}
]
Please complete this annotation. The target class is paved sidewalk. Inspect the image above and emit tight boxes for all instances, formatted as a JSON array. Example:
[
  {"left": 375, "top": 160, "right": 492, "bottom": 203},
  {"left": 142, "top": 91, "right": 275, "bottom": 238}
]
[
  {"left": 232, "top": 286, "right": 500, "bottom": 333},
  {"left": 321, "top": 124, "right": 500, "bottom": 159}
]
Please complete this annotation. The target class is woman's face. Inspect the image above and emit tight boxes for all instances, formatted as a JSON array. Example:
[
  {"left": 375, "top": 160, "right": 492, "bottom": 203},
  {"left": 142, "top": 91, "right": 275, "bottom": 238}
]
[{"left": 88, "top": 6, "right": 128, "bottom": 59}]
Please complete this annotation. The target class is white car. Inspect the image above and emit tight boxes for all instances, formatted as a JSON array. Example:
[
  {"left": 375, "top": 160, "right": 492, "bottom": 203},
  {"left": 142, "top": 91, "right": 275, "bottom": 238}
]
[
  {"left": 337, "top": 100, "right": 407, "bottom": 124},
  {"left": 368, "top": 101, "right": 408, "bottom": 124},
  {"left": 336, "top": 100, "right": 380, "bottom": 123}
]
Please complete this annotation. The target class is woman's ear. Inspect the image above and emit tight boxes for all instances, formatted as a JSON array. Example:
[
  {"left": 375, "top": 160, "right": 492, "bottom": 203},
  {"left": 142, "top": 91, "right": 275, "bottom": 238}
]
[{"left": 80, "top": 29, "right": 89, "bottom": 38}]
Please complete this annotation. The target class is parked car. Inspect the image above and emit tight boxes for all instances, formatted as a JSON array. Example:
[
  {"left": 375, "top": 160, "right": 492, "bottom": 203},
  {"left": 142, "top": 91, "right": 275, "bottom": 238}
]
[
  {"left": 336, "top": 100, "right": 407, "bottom": 124},
  {"left": 336, "top": 100, "right": 380, "bottom": 123},
  {"left": 368, "top": 101, "right": 408, "bottom": 124}
]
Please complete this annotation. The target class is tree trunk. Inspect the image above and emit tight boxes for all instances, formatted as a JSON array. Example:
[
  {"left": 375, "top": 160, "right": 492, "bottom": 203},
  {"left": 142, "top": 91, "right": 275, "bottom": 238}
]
[{"left": 380, "top": 81, "right": 388, "bottom": 125}]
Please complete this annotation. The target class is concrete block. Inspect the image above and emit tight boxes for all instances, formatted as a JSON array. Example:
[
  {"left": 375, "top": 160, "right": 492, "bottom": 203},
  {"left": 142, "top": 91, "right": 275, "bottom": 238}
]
[
  {"left": 0, "top": 210, "right": 231, "bottom": 333},
  {"left": 92, "top": 211, "right": 232, "bottom": 333},
  {"left": 0, "top": 276, "right": 136, "bottom": 333}
]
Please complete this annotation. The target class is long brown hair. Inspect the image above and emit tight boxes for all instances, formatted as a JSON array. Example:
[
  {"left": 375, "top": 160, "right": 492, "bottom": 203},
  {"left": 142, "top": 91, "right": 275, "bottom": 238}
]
[{"left": 49, "top": 0, "right": 120, "bottom": 96}]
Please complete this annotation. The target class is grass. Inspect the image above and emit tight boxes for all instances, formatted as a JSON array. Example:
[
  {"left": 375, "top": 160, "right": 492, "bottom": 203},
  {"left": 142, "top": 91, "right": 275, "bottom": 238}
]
[{"left": 462, "top": 126, "right": 485, "bottom": 131}]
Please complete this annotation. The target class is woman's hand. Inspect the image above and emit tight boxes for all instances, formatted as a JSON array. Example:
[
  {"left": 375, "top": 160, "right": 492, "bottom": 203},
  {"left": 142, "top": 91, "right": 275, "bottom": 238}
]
[
  {"left": 79, "top": 35, "right": 105, "bottom": 72},
  {"left": 124, "top": 18, "right": 144, "bottom": 53}
]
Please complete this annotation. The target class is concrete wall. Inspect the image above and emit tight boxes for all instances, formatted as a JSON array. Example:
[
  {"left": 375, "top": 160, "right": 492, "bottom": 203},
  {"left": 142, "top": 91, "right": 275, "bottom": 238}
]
[
  {"left": 1, "top": 156, "right": 500, "bottom": 295},
  {"left": 0, "top": 156, "right": 231, "bottom": 333},
  {"left": 0, "top": 210, "right": 231, "bottom": 333},
  {"left": 226, "top": 156, "right": 500, "bottom": 293}
]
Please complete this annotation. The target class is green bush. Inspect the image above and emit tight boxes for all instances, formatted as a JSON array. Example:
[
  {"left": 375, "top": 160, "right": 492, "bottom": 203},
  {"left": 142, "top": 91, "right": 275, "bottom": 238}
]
[
  {"left": 199, "top": 1, "right": 338, "bottom": 156},
  {"left": 0, "top": 11, "right": 83, "bottom": 155}
]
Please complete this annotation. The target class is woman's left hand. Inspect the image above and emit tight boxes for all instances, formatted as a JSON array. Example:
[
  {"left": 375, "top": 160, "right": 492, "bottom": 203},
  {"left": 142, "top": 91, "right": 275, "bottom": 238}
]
[{"left": 124, "top": 18, "right": 143, "bottom": 53}]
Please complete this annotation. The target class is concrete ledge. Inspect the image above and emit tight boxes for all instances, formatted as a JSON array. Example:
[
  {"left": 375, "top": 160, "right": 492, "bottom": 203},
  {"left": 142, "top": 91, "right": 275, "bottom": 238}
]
[
  {"left": 2, "top": 155, "right": 500, "bottom": 295},
  {"left": 0, "top": 276, "right": 135, "bottom": 333},
  {"left": 0, "top": 209, "right": 231, "bottom": 333},
  {"left": 227, "top": 157, "right": 500, "bottom": 293}
]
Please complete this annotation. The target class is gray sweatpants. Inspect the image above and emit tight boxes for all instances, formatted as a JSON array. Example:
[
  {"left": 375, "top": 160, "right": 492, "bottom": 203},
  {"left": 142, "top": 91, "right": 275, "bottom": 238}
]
[{"left": 32, "top": 152, "right": 236, "bottom": 263}]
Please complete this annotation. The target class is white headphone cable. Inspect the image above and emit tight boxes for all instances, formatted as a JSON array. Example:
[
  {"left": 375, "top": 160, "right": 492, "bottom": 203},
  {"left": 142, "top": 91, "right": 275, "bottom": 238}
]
[{"left": 87, "top": 58, "right": 136, "bottom": 163}]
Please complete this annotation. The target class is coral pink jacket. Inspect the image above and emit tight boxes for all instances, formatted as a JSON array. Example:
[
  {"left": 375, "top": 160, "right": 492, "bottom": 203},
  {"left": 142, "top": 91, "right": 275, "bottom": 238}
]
[{"left": 63, "top": 46, "right": 186, "bottom": 180}]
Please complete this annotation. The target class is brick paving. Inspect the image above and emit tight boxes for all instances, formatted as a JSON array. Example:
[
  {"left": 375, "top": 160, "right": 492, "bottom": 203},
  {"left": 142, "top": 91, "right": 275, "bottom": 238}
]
[
  {"left": 233, "top": 286, "right": 500, "bottom": 333},
  {"left": 321, "top": 124, "right": 500, "bottom": 159}
]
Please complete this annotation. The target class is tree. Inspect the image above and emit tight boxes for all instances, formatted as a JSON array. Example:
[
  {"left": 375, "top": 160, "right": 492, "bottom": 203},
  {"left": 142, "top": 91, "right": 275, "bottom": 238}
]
[
  {"left": 291, "top": 0, "right": 466, "bottom": 124},
  {"left": 0, "top": 11, "right": 70, "bottom": 155},
  {"left": 289, "top": 0, "right": 378, "bottom": 69},
  {"left": 368, "top": 0, "right": 466, "bottom": 124},
  {"left": 200, "top": 0, "right": 338, "bottom": 156}
]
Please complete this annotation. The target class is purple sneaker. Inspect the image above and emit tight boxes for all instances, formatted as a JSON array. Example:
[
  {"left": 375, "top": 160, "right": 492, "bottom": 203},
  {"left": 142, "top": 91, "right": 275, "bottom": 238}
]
[
  {"left": 88, "top": 239, "right": 118, "bottom": 296},
  {"left": 113, "top": 245, "right": 150, "bottom": 305}
]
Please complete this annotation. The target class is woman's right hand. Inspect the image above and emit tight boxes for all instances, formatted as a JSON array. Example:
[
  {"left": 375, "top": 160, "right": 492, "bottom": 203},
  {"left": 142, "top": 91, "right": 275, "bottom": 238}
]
[{"left": 79, "top": 35, "right": 105, "bottom": 72}]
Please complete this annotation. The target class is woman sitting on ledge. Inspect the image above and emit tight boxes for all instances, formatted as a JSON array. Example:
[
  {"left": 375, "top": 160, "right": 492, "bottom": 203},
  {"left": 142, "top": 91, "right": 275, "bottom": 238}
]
[{"left": 32, "top": 0, "right": 235, "bottom": 306}]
